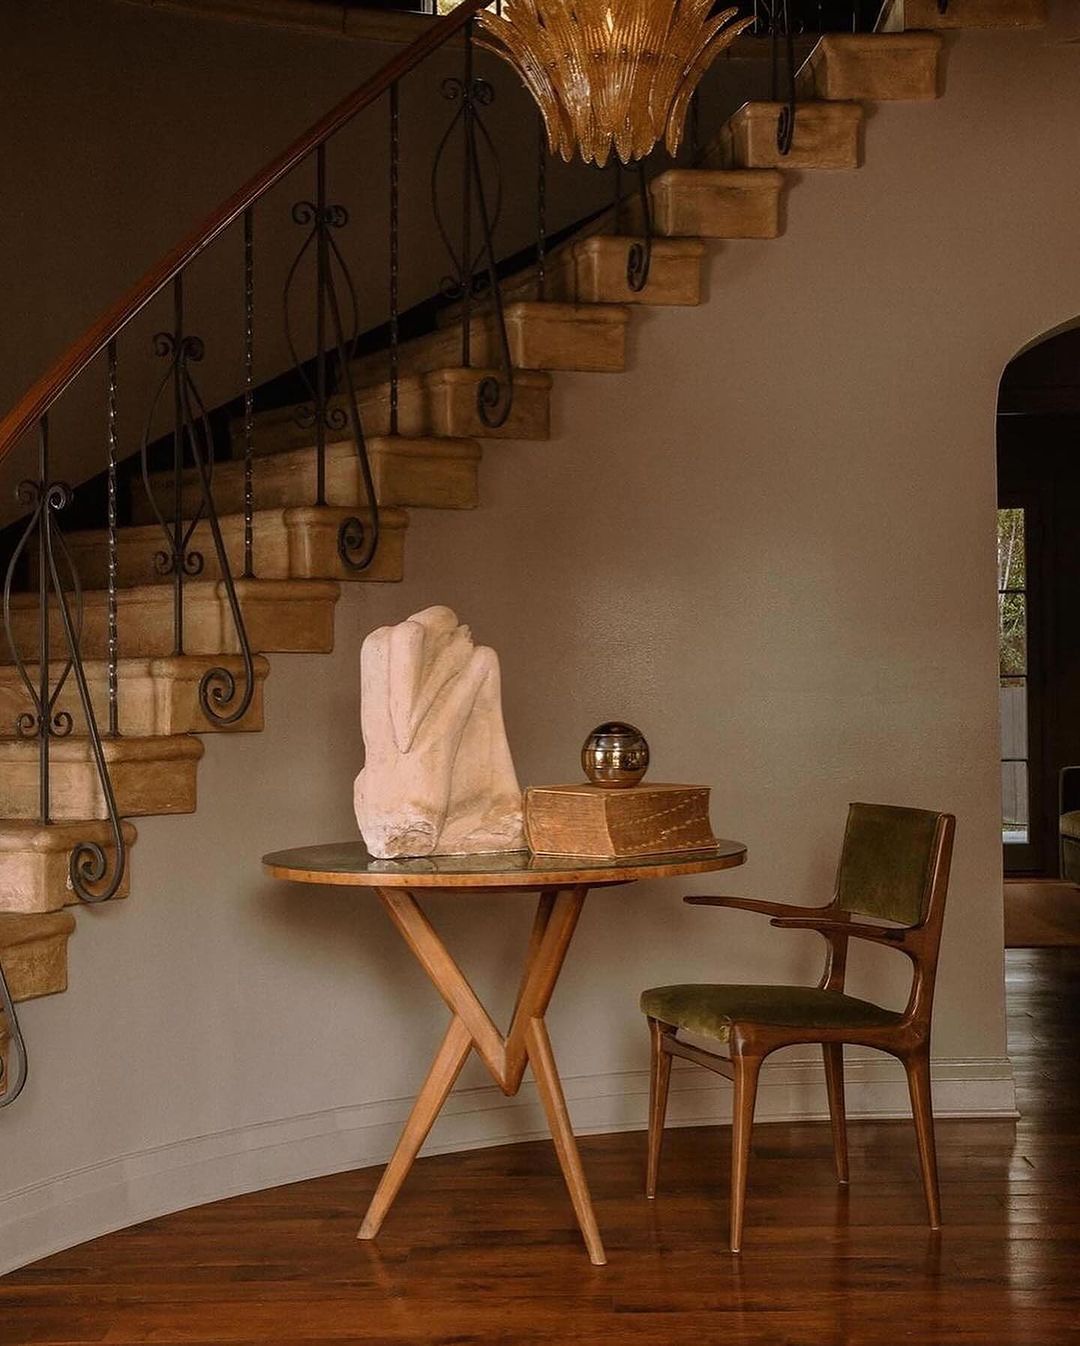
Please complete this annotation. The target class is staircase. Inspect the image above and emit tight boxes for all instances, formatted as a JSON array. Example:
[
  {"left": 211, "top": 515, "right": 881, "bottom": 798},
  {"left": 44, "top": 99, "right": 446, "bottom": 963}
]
[{"left": 0, "top": 0, "right": 1046, "bottom": 1100}]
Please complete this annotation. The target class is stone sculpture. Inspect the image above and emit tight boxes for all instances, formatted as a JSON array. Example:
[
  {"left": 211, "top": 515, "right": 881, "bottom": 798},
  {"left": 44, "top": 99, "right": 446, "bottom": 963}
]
[{"left": 354, "top": 606, "right": 526, "bottom": 858}]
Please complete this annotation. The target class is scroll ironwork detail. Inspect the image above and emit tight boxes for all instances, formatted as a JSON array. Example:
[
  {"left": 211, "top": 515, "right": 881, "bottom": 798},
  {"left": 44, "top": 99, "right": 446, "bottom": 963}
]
[{"left": 283, "top": 146, "right": 379, "bottom": 571}]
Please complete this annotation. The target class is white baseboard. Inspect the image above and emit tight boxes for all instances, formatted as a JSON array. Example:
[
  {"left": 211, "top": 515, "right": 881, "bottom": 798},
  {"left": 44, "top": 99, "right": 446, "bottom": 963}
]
[{"left": 0, "top": 1053, "right": 1016, "bottom": 1276}]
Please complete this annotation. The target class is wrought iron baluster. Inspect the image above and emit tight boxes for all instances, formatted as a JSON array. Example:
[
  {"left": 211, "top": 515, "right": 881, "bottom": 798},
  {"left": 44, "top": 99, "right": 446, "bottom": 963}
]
[
  {"left": 106, "top": 340, "right": 119, "bottom": 737},
  {"left": 536, "top": 112, "right": 547, "bottom": 302},
  {"left": 770, "top": 1, "right": 797, "bottom": 156},
  {"left": 140, "top": 275, "right": 255, "bottom": 724},
  {"left": 243, "top": 207, "right": 255, "bottom": 579},
  {"left": 626, "top": 163, "right": 653, "bottom": 293},
  {"left": 461, "top": 23, "right": 475, "bottom": 370},
  {"left": 1, "top": 414, "right": 128, "bottom": 907},
  {"left": 180, "top": 365, "right": 257, "bottom": 725},
  {"left": 390, "top": 81, "right": 400, "bottom": 438},
  {"left": 315, "top": 146, "right": 329, "bottom": 507},
  {"left": 0, "top": 961, "right": 28, "bottom": 1107},
  {"left": 36, "top": 421, "right": 50, "bottom": 823},
  {"left": 284, "top": 147, "right": 378, "bottom": 569},
  {"left": 171, "top": 280, "right": 187, "bottom": 655},
  {"left": 432, "top": 20, "right": 513, "bottom": 425},
  {"left": 689, "top": 88, "right": 701, "bottom": 160},
  {"left": 45, "top": 483, "right": 126, "bottom": 904},
  {"left": 468, "top": 104, "right": 513, "bottom": 428}
]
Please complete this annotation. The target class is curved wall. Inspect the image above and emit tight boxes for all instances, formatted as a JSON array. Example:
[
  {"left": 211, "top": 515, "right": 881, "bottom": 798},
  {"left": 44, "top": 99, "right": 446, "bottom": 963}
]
[{"left": 3, "top": 2, "right": 1079, "bottom": 1275}]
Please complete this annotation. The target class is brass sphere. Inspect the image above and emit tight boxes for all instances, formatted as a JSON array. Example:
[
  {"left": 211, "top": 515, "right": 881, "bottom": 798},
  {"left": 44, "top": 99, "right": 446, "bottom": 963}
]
[{"left": 581, "top": 722, "right": 650, "bottom": 788}]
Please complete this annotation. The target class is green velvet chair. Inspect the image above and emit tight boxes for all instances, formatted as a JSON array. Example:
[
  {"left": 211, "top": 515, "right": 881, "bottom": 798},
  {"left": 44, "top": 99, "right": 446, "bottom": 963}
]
[{"left": 640, "top": 802, "right": 956, "bottom": 1252}]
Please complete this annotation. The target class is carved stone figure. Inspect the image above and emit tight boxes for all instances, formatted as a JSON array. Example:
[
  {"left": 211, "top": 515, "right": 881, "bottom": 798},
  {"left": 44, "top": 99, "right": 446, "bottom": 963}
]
[{"left": 354, "top": 606, "right": 526, "bottom": 858}]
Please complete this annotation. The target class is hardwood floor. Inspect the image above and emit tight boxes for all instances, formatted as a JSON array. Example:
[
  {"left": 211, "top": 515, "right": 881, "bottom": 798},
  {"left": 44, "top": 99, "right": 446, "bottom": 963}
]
[
  {"left": 1, "top": 948, "right": 1078, "bottom": 1345},
  {"left": 1005, "top": 880, "right": 1080, "bottom": 946}
]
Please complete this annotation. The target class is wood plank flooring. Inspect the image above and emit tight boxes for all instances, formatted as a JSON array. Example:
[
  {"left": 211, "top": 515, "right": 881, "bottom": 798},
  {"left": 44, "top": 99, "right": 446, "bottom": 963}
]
[
  {"left": 1, "top": 948, "right": 1077, "bottom": 1345},
  {"left": 1005, "top": 879, "right": 1080, "bottom": 946}
]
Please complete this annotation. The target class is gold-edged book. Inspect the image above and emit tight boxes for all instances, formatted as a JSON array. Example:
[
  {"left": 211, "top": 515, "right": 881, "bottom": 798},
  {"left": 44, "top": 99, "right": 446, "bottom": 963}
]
[{"left": 524, "top": 783, "right": 718, "bottom": 860}]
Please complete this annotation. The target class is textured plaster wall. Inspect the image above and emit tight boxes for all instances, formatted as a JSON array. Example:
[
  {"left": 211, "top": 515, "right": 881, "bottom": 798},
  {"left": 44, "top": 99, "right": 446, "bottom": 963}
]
[{"left": 1, "top": 1, "right": 1079, "bottom": 1274}]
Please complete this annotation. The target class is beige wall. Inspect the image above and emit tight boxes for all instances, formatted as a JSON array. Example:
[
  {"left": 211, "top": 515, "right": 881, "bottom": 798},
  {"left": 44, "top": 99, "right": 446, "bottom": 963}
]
[{"left": 2, "top": 3, "right": 1079, "bottom": 1274}]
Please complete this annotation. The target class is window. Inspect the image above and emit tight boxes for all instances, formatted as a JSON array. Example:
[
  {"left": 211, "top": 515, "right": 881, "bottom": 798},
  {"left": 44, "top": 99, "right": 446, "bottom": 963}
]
[{"left": 999, "top": 507, "right": 1029, "bottom": 846}]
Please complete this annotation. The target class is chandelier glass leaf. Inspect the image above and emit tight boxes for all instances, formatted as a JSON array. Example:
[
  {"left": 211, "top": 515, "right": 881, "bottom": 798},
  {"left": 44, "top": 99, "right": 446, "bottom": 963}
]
[{"left": 476, "top": 0, "right": 754, "bottom": 167}]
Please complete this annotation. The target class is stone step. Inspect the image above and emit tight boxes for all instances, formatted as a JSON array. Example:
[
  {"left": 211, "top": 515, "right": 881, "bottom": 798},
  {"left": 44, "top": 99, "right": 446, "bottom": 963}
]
[
  {"left": 648, "top": 170, "right": 785, "bottom": 240},
  {"left": 802, "top": 33, "right": 944, "bottom": 101},
  {"left": 0, "top": 819, "right": 138, "bottom": 913},
  {"left": 545, "top": 237, "right": 706, "bottom": 306},
  {"left": 2, "top": 579, "right": 340, "bottom": 661},
  {"left": 351, "top": 302, "right": 629, "bottom": 388},
  {"left": 0, "top": 734, "right": 204, "bottom": 821},
  {"left": 716, "top": 101, "right": 864, "bottom": 171},
  {"left": 879, "top": 0, "right": 1045, "bottom": 27},
  {"left": 145, "top": 437, "right": 481, "bottom": 522},
  {"left": 250, "top": 367, "right": 551, "bottom": 454},
  {"left": 0, "top": 655, "right": 269, "bottom": 739},
  {"left": 447, "top": 170, "right": 781, "bottom": 309},
  {"left": 44, "top": 506, "right": 406, "bottom": 590},
  {"left": 0, "top": 910, "right": 76, "bottom": 1002}
]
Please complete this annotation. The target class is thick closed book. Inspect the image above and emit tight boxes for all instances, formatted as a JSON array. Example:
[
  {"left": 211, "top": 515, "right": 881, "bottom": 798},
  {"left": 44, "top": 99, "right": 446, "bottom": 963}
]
[{"left": 524, "top": 783, "right": 718, "bottom": 859}]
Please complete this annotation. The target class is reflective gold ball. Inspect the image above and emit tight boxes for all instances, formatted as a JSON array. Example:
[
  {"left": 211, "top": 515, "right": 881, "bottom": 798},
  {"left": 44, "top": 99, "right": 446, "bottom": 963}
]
[{"left": 581, "top": 722, "right": 650, "bottom": 788}]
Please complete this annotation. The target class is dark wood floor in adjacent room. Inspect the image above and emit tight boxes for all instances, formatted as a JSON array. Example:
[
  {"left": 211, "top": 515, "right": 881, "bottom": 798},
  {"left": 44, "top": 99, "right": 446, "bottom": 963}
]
[{"left": 2, "top": 948, "right": 1078, "bottom": 1346}]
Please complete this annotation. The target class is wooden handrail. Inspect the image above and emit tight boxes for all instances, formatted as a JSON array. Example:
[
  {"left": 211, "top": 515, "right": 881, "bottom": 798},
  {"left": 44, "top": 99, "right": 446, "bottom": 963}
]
[{"left": 0, "top": 0, "right": 492, "bottom": 464}]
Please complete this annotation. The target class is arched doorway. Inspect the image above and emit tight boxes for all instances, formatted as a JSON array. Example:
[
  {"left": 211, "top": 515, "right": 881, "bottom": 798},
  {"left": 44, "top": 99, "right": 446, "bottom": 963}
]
[{"left": 998, "top": 325, "right": 1080, "bottom": 883}]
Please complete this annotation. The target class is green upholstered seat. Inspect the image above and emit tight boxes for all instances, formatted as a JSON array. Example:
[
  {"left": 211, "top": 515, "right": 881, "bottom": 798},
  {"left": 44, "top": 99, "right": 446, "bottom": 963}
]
[
  {"left": 640, "top": 983, "right": 902, "bottom": 1042},
  {"left": 1060, "top": 810, "right": 1080, "bottom": 842}
]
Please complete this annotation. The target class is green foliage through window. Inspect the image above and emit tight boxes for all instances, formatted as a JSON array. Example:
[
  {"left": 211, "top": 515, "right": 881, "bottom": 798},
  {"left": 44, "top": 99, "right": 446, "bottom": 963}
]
[{"left": 998, "top": 508, "right": 1026, "bottom": 677}]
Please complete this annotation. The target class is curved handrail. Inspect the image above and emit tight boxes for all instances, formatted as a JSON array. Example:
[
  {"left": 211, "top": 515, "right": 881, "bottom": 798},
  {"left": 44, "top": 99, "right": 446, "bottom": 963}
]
[{"left": 0, "top": 0, "right": 492, "bottom": 463}]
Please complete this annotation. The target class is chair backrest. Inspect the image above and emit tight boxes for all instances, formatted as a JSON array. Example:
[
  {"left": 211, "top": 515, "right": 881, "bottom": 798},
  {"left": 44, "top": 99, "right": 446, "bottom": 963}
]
[{"left": 835, "top": 803, "right": 944, "bottom": 927}]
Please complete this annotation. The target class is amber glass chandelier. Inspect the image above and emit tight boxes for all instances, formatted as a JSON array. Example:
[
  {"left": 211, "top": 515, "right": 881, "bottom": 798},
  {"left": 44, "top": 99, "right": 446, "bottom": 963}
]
[{"left": 476, "top": 0, "right": 754, "bottom": 167}]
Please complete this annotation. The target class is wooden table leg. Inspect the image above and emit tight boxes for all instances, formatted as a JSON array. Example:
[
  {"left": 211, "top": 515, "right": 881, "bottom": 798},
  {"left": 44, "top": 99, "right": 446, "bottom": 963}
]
[
  {"left": 525, "top": 1014, "right": 607, "bottom": 1266},
  {"left": 358, "top": 1014, "right": 473, "bottom": 1241},
  {"left": 361, "top": 885, "right": 605, "bottom": 1263}
]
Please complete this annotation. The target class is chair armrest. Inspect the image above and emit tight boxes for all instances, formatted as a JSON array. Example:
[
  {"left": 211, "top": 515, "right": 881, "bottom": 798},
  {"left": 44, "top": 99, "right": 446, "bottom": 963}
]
[
  {"left": 768, "top": 916, "right": 910, "bottom": 945},
  {"left": 684, "top": 896, "right": 833, "bottom": 920}
]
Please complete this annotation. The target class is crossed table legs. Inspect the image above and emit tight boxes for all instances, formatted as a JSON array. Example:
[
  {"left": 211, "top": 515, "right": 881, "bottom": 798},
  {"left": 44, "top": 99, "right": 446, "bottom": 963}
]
[{"left": 357, "top": 884, "right": 606, "bottom": 1266}]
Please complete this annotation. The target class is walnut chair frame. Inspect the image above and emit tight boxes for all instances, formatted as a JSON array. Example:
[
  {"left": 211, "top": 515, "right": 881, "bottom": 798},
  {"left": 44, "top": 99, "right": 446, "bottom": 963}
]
[{"left": 643, "top": 805, "right": 956, "bottom": 1253}]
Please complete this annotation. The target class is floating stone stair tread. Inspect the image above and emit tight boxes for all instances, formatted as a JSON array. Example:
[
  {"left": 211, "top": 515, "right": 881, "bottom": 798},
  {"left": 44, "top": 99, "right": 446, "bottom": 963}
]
[
  {"left": 351, "top": 303, "right": 630, "bottom": 387},
  {"left": 0, "top": 910, "right": 76, "bottom": 1001},
  {"left": 647, "top": 169, "right": 785, "bottom": 240},
  {"left": 0, "top": 655, "right": 270, "bottom": 739},
  {"left": 250, "top": 367, "right": 552, "bottom": 449},
  {"left": 715, "top": 100, "right": 864, "bottom": 172},
  {"left": 502, "top": 302, "right": 631, "bottom": 370},
  {"left": 0, "top": 819, "right": 138, "bottom": 913},
  {"left": 2, "top": 579, "right": 340, "bottom": 660},
  {"left": 51, "top": 506, "right": 406, "bottom": 588},
  {"left": 546, "top": 238, "right": 706, "bottom": 307},
  {"left": 804, "top": 33, "right": 944, "bottom": 102},
  {"left": 147, "top": 437, "right": 481, "bottom": 520},
  {"left": 0, "top": 734, "right": 204, "bottom": 821}
]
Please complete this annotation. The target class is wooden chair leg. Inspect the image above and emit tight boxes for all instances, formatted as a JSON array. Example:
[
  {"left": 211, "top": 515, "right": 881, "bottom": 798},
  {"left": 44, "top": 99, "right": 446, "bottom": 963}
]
[
  {"left": 903, "top": 1048, "right": 942, "bottom": 1230},
  {"left": 646, "top": 1017, "right": 672, "bottom": 1199},
  {"left": 730, "top": 1052, "right": 763, "bottom": 1254},
  {"left": 822, "top": 1043, "right": 849, "bottom": 1184}
]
